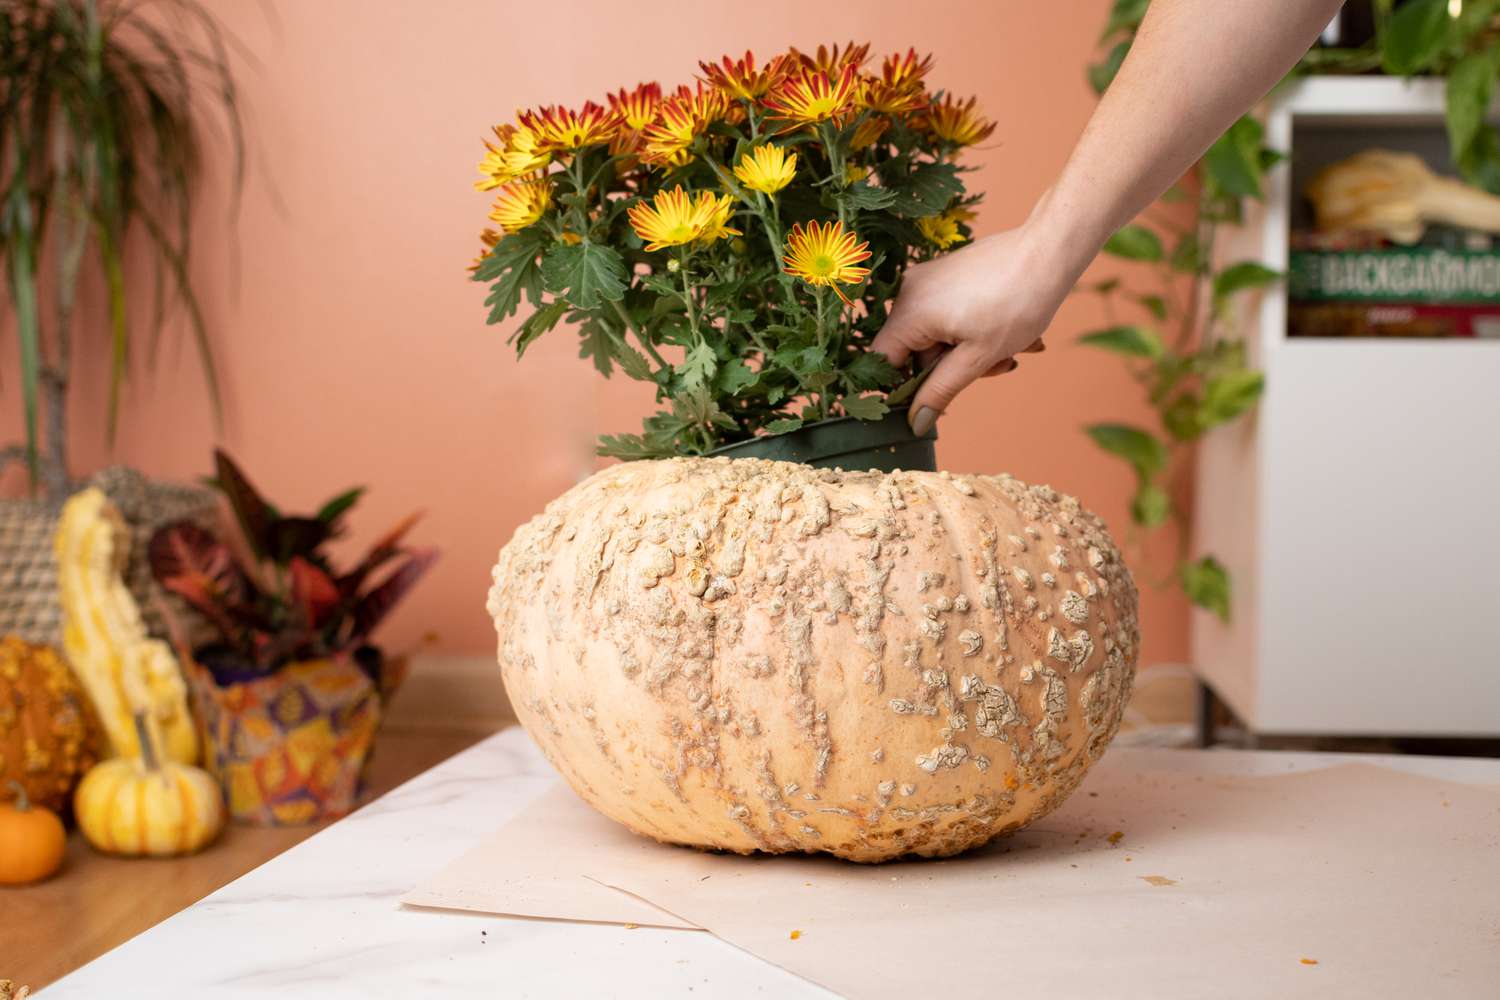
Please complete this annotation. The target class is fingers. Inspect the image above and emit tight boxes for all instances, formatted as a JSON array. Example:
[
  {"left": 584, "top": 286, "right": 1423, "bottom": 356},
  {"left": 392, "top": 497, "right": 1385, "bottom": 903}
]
[
  {"left": 907, "top": 342, "right": 992, "bottom": 434},
  {"left": 871, "top": 296, "right": 941, "bottom": 369},
  {"left": 1021, "top": 337, "right": 1046, "bottom": 354}
]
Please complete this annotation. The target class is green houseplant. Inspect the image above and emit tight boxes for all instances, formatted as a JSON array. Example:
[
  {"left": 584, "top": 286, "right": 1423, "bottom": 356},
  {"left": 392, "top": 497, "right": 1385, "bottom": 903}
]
[
  {"left": 0, "top": 0, "right": 244, "bottom": 648},
  {"left": 0, "top": 0, "right": 243, "bottom": 494},
  {"left": 1081, "top": 0, "right": 1500, "bottom": 621},
  {"left": 469, "top": 44, "right": 997, "bottom": 468}
]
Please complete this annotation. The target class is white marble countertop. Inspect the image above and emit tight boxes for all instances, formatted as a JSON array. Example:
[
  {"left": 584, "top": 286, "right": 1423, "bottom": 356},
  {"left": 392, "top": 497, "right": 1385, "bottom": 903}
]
[{"left": 42, "top": 728, "right": 1500, "bottom": 999}]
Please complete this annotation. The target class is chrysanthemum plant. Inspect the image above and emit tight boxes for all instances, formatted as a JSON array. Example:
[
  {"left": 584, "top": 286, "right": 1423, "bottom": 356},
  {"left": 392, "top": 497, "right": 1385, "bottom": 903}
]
[{"left": 470, "top": 43, "right": 995, "bottom": 458}]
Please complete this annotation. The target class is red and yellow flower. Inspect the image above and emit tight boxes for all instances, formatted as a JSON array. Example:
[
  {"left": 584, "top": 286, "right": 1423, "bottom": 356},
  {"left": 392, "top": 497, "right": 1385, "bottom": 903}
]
[
  {"left": 783, "top": 220, "right": 872, "bottom": 303},
  {"left": 700, "top": 51, "right": 789, "bottom": 100},
  {"left": 519, "top": 102, "right": 621, "bottom": 155},
  {"left": 607, "top": 82, "right": 662, "bottom": 131},
  {"left": 693, "top": 191, "right": 742, "bottom": 245},
  {"left": 923, "top": 95, "right": 996, "bottom": 147},
  {"left": 487, "top": 176, "right": 552, "bottom": 232},
  {"left": 792, "top": 41, "right": 870, "bottom": 75},
  {"left": 640, "top": 84, "right": 730, "bottom": 166},
  {"left": 475, "top": 123, "right": 551, "bottom": 191},
  {"left": 848, "top": 115, "right": 890, "bottom": 152},
  {"left": 733, "top": 144, "right": 798, "bottom": 195},
  {"left": 763, "top": 64, "right": 860, "bottom": 128}
]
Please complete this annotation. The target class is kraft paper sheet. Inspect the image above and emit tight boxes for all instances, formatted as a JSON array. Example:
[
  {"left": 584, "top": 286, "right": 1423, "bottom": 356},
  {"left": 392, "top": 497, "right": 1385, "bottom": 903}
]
[{"left": 404, "top": 761, "right": 1500, "bottom": 998}]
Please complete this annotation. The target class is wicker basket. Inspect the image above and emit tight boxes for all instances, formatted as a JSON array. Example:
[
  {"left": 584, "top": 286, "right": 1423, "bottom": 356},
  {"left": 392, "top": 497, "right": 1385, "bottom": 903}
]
[{"left": 0, "top": 466, "right": 218, "bottom": 648}]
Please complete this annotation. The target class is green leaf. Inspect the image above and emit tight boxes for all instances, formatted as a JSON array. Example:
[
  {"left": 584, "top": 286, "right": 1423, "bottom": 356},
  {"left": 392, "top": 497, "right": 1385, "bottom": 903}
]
[
  {"left": 480, "top": 229, "right": 549, "bottom": 323},
  {"left": 1099, "top": 0, "right": 1149, "bottom": 42},
  {"left": 843, "top": 351, "right": 900, "bottom": 391},
  {"left": 541, "top": 242, "right": 626, "bottom": 310},
  {"left": 842, "top": 394, "right": 890, "bottom": 421},
  {"left": 513, "top": 299, "right": 570, "bottom": 358},
  {"left": 596, "top": 432, "right": 670, "bottom": 461},
  {"left": 1161, "top": 393, "right": 1202, "bottom": 442},
  {"left": 1446, "top": 52, "right": 1495, "bottom": 165},
  {"left": 315, "top": 487, "right": 365, "bottom": 526},
  {"left": 1180, "top": 556, "right": 1231, "bottom": 623},
  {"left": 885, "top": 161, "right": 964, "bottom": 218},
  {"left": 578, "top": 319, "right": 617, "bottom": 376},
  {"left": 1088, "top": 39, "right": 1131, "bottom": 95},
  {"left": 1085, "top": 423, "right": 1168, "bottom": 480},
  {"left": 717, "top": 358, "right": 757, "bottom": 396},
  {"left": 1170, "top": 232, "right": 1203, "bottom": 274},
  {"left": 1204, "top": 116, "right": 1265, "bottom": 199},
  {"left": 765, "top": 417, "right": 804, "bottom": 434},
  {"left": 1136, "top": 294, "right": 1168, "bottom": 320},
  {"left": 679, "top": 340, "right": 718, "bottom": 388},
  {"left": 1199, "top": 369, "right": 1265, "bottom": 427},
  {"left": 1212, "top": 262, "right": 1281, "bottom": 310},
  {"left": 1130, "top": 483, "right": 1171, "bottom": 528},
  {"left": 1381, "top": 0, "right": 1450, "bottom": 76},
  {"left": 1078, "top": 325, "right": 1163, "bottom": 359},
  {"left": 1102, "top": 224, "right": 1164, "bottom": 262},
  {"left": 5, "top": 185, "right": 42, "bottom": 477},
  {"left": 839, "top": 182, "right": 898, "bottom": 212}
]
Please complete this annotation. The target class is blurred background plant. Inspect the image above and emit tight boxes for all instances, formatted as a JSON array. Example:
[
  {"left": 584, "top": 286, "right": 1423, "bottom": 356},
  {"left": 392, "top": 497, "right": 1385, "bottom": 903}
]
[
  {"left": 1082, "top": 0, "right": 1500, "bottom": 621},
  {"left": 0, "top": 0, "right": 244, "bottom": 499}
]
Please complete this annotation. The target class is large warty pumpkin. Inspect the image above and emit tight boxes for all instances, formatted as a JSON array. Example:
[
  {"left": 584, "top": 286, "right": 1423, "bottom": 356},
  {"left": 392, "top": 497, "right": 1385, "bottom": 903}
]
[{"left": 488, "top": 457, "right": 1139, "bottom": 862}]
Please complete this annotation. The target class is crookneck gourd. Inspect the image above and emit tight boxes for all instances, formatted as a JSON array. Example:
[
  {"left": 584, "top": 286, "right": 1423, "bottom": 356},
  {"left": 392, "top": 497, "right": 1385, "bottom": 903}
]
[
  {"left": 487, "top": 458, "right": 1139, "bottom": 863},
  {"left": 56, "top": 488, "right": 198, "bottom": 764}
]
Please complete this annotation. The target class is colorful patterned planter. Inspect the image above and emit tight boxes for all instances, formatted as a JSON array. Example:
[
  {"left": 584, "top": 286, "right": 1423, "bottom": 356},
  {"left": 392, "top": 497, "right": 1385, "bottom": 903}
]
[{"left": 185, "top": 653, "right": 406, "bottom": 825}]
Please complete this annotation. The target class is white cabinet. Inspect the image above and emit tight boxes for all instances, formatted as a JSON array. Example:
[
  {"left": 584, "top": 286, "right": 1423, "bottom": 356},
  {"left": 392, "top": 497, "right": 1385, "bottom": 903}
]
[{"left": 1192, "top": 78, "right": 1500, "bottom": 737}]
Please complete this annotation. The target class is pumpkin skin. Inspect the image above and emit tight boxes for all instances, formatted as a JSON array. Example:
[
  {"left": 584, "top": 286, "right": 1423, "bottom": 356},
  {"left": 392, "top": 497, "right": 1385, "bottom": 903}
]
[
  {"left": 0, "top": 783, "right": 67, "bottom": 884},
  {"left": 0, "top": 635, "right": 103, "bottom": 813},
  {"left": 75, "top": 738, "right": 225, "bottom": 857},
  {"left": 488, "top": 458, "right": 1139, "bottom": 862}
]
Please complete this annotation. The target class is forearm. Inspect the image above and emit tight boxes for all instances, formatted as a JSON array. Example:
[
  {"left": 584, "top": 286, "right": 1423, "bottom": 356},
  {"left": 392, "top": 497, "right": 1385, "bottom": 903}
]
[{"left": 1026, "top": 0, "right": 1344, "bottom": 280}]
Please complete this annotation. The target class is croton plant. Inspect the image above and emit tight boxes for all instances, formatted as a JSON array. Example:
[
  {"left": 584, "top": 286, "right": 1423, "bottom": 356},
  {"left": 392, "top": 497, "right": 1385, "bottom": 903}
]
[
  {"left": 469, "top": 43, "right": 997, "bottom": 458},
  {"left": 149, "top": 451, "right": 438, "bottom": 681}
]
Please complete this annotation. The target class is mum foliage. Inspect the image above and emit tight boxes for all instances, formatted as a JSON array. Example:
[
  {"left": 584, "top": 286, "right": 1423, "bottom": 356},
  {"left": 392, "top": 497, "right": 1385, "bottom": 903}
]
[{"left": 470, "top": 43, "right": 995, "bottom": 458}]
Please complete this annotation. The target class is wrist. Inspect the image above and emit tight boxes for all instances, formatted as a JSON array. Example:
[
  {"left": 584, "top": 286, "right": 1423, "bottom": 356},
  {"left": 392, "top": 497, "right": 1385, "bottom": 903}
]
[{"left": 1018, "top": 188, "right": 1101, "bottom": 302}]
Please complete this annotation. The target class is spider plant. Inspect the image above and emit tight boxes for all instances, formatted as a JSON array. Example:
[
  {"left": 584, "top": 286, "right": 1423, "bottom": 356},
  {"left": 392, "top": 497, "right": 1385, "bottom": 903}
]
[{"left": 0, "top": 0, "right": 245, "bottom": 499}]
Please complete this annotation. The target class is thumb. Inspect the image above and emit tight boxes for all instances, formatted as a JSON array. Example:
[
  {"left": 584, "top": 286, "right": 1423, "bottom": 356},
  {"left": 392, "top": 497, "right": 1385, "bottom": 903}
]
[{"left": 907, "top": 343, "right": 990, "bottom": 434}]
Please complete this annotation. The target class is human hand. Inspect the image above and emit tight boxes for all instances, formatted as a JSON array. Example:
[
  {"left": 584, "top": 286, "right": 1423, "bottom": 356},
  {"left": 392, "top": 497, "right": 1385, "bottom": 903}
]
[{"left": 873, "top": 225, "right": 1075, "bottom": 436}]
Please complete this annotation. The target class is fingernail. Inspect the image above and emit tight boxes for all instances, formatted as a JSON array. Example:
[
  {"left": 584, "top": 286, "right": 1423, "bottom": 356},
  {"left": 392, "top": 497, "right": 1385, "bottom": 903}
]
[
  {"left": 998, "top": 359, "right": 1019, "bottom": 375},
  {"left": 910, "top": 406, "right": 939, "bottom": 438}
]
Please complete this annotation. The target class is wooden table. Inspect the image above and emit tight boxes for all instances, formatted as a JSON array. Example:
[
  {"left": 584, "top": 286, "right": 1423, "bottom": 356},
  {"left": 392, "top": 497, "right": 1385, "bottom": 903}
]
[{"left": 0, "top": 725, "right": 487, "bottom": 991}]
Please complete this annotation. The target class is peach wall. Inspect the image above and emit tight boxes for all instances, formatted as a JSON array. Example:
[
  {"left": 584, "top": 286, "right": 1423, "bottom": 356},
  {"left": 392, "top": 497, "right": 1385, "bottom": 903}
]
[{"left": 1, "top": 0, "right": 1189, "bottom": 666}]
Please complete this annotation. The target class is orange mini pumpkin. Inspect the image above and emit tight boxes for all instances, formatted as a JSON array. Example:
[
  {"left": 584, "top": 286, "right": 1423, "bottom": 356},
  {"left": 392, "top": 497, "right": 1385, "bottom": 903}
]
[
  {"left": 0, "top": 635, "right": 103, "bottom": 813},
  {"left": 0, "top": 780, "right": 67, "bottom": 885}
]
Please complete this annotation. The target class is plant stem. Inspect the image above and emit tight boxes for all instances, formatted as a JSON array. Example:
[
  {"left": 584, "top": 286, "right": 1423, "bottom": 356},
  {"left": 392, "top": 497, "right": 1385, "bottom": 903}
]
[
  {"left": 608, "top": 298, "right": 668, "bottom": 371},
  {"left": 679, "top": 253, "right": 700, "bottom": 339}
]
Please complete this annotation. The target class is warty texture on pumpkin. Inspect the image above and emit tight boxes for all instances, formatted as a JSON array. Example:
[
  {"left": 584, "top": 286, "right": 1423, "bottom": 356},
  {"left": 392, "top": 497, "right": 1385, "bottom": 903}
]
[{"left": 487, "top": 458, "right": 1139, "bottom": 863}]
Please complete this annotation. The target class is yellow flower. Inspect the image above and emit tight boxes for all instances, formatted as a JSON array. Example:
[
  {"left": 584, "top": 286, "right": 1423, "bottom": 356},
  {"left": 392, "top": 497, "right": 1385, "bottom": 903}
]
[
  {"left": 607, "top": 83, "right": 662, "bottom": 131},
  {"left": 843, "top": 162, "right": 868, "bottom": 184},
  {"left": 764, "top": 64, "right": 860, "bottom": 128},
  {"left": 783, "top": 220, "right": 872, "bottom": 304},
  {"left": 917, "top": 205, "right": 974, "bottom": 248},
  {"left": 924, "top": 95, "right": 996, "bottom": 147},
  {"left": 474, "top": 124, "right": 551, "bottom": 192},
  {"left": 488, "top": 177, "right": 551, "bottom": 232},
  {"left": 916, "top": 213, "right": 962, "bottom": 248},
  {"left": 791, "top": 42, "right": 871, "bottom": 75},
  {"left": 641, "top": 84, "right": 729, "bottom": 166},
  {"left": 519, "top": 102, "right": 620, "bottom": 155},
  {"left": 733, "top": 145, "right": 798, "bottom": 195},
  {"left": 628, "top": 186, "right": 705, "bottom": 251},
  {"left": 700, "top": 51, "right": 789, "bottom": 100},
  {"left": 693, "top": 191, "right": 742, "bottom": 245}
]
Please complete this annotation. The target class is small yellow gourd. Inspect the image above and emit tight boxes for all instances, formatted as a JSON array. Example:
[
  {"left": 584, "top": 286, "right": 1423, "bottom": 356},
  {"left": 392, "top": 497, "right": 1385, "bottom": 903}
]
[
  {"left": 56, "top": 488, "right": 197, "bottom": 763},
  {"left": 75, "top": 714, "right": 224, "bottom": 857}
]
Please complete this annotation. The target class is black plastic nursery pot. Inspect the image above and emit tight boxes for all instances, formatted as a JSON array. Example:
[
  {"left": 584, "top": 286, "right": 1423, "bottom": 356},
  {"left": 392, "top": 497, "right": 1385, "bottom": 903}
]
[{"left": 708, "top": 405, "right": 937, "bottom": 473}]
